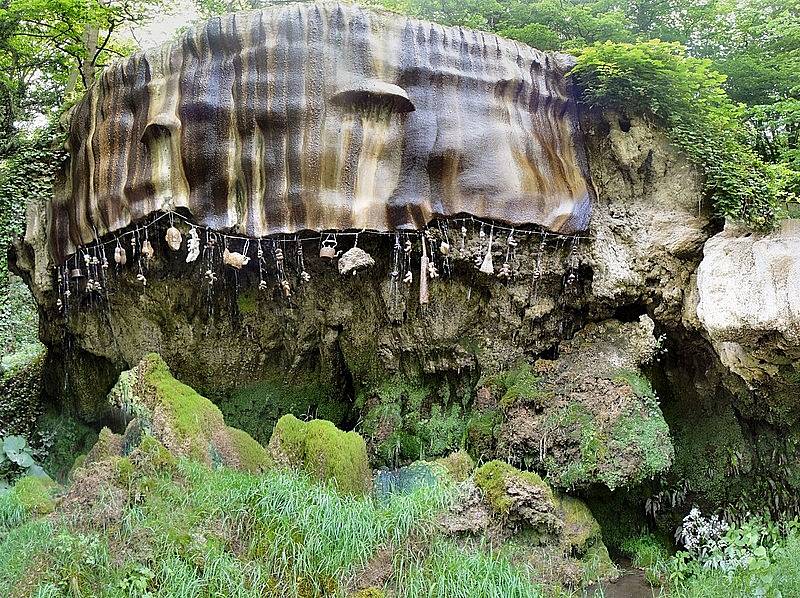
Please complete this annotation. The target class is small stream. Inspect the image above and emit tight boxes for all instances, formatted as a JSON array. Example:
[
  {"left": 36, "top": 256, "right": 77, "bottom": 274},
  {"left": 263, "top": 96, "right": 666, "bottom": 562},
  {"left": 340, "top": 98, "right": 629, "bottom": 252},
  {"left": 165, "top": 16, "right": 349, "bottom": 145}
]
[{"left": 585, "top": 559, "right": 665, "bottom": 598}]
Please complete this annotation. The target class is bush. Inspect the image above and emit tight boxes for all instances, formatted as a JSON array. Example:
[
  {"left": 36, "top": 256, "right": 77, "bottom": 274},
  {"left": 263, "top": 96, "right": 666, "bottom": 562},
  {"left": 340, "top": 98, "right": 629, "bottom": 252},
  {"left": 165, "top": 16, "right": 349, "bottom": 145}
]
[{"left": 571, "top": 40, "right": 779, "bottom": 229}]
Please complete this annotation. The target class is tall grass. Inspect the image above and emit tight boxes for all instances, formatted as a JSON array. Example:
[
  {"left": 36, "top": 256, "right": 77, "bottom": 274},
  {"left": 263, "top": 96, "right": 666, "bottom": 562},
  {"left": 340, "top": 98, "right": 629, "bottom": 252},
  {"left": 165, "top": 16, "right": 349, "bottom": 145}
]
[{"left": 0, "top": 460, "right": 555, "bottom": 597}]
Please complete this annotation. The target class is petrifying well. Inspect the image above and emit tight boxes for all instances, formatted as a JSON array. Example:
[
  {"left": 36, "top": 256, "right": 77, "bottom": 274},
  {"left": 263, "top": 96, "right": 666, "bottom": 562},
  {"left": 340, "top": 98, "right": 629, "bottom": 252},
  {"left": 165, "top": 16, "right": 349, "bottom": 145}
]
[{"left": 50, "top": 2, "right": 595, "bottom": 263}]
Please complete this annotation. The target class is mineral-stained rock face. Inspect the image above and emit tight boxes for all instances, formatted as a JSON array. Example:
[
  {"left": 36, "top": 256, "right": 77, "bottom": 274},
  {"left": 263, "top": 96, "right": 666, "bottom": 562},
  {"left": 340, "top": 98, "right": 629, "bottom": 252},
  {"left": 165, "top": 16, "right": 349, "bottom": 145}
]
[
  {"left": 50, "top": 2, "right": 594, "bottom": 263},
  {"left": 13, "top": 114, "right": 709, "bottom": 489}
]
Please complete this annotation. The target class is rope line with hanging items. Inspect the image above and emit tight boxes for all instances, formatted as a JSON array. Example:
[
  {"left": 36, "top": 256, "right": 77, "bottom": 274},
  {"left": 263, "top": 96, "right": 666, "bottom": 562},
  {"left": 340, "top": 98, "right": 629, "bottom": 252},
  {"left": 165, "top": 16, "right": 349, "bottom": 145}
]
[{"left": 53, "top": 210, "right": 590, "bottom": 314}]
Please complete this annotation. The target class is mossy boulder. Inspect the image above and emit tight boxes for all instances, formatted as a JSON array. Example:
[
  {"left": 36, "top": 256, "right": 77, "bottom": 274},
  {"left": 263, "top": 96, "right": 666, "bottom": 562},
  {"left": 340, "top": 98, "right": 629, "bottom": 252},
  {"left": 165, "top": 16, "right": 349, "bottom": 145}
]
[
  {"left": 107, "top": 353, "right": 270, "bottom": 473},
  {"left": 435, "top": 450, "right": 475, "bottom": 482},
  {"left": 557, "top": 495, "right": 602, "bottom": 555},
  {"left": 458, "top": 460, "right": 615, "bottom": 581},
  {"left": 269, "top": 414, "right": 371, "bottom": 494},
  {"left": 11, "top": 475, "right": 58, "bottom": 515},
  {"left": 474, "top": 460, "right": 561, "bottom": 538}
]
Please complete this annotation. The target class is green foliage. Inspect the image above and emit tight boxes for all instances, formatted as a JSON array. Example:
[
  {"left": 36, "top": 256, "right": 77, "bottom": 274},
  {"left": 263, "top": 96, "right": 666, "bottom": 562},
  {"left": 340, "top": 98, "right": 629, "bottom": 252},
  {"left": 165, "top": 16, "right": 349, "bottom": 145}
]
[
  {"left": 401, "top": 537, "right": 547, "bottom": 598},
  {"left": 9, "top": 475, "right": 56, "bottom": 514},
  {"left": 362, "top": 377, "right": 469, "bottom": 466},
  {"left": 493, "top": 362, "right": 549, "bottom": 410},
  {"left": 0, "top": 433, "right": 49, "bottom": 489},
  {"left": 620, "top": 533, "right": 671, "bottom": 569},
  {"left": 36, "top": 410, "right": 98, "bottom": 482},
  {"left": 271, "top": 414, "right": 372, "bottom": 495},
  {"left": 0, "top": 128, "right": 58, "bottom": 358},
  {"left": 0, "top": 458, "right": 521, "bottom": 597},
  {"left": 640, "top": 516, "right": 800, "bottom": 598},
  {"left": 0, "top": 349, "right": 44, "bottom": 440},
  {"left": 571, "top": 40, "right": 779, "bottom": 228}
]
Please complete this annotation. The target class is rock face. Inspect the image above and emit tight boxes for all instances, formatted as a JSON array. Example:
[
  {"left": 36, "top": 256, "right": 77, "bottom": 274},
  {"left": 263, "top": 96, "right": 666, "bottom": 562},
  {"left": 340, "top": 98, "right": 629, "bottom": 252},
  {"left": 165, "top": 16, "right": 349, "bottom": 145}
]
[
  {"left": 497, "top": 317, "right": 673, "bottom": 491},
  {"left": 692, "top": 220, "right": 800, "bottom": 394},
  {"left": 12, "top": 111, "right": 712, "bottom": 501},
  {"left": 50, "top": 2, "right": 594, "bottom": 263}
]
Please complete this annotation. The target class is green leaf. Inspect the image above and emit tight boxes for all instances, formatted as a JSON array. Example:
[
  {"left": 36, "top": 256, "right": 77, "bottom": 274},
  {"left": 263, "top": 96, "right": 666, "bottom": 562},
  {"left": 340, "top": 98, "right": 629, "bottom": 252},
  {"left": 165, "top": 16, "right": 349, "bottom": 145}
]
[
  {"left": 10, "top": 452, "right": 33, "bottom": 467},
  {"left": 3, "top": 435, "right": 26, "bottom": 454}
]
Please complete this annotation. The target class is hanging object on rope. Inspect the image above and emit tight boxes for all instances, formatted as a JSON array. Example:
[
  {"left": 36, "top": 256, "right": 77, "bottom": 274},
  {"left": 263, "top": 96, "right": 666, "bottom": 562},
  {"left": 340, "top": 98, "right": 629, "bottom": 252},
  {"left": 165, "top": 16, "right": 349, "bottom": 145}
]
[
  {"left": 204, "top": 269, "right": 218, "bottom": 285},
  {"left": 439, "top": 240, "right": 450, "bottom": 256},
  {"left": 390, "top": 234, "right": 401, "bottom": 281},
  {"left": 165, "top": 226, "right": 182, "bottom": 251},
  {"left": 320, "top": 234, "right": 338, "bottom": 259},
  {"left": 141, "top": 240, "right": 155, "bottom": 261},
  {"left": 257, "top": 240, "right": 268, "bottom": 291},
  {"left": 428, "top": 261, "right": 439, "bottom": 279},
  {"left": 114, "top": 243, "right": 127, "bottom": 266},
  {"left": 223, "top": 247, "right": 250, "bottom": 269},
  {"left": 281, "top": 279, "right": 292, "bottom": 298},
  {"left": 460, "top": 226, "right": 468, "bottom": 251},
  {"left": 186, "top": 227, "right": 200, "bottom": 262},
  {"left": 296, "top": 239, "right": 311, "bottom": 282},
  {"left": 479, "top": 225, "right": 495, "bottom": 275},
  {"left": 497, "top": 227, "right": 515, "bottom": 280},
  {"left": 419, "top": 237, "right": 430, "bottom": 305},
  {"left": 403, "top": 270, "right": 413, "bottom": 284},
  {"left": 338, "top": 246, "right": 375, "bottom": 275}
]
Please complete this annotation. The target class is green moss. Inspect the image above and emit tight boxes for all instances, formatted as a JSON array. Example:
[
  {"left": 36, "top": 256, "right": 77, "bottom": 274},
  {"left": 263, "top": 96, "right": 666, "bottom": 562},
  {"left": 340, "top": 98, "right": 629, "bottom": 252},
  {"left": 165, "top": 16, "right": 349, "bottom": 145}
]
[
  {"left": 540, "top": 372, "right": 673, "bottom": 490},
  {"left": 465, "top": 409, "right": 500, "bottom": 458},
  {"left": 580, "top": 543, "right": 617, "bottom": 582},
  {"left": 271, "top": 415, "right": 371, "bottom": 495},
  {"left": 362, "top": 377, "right": 468, "bottom": 466},
  {"left": 496, "top": 363, "right": 550, "bottom": 409},
  {"left": 474, "top": 460, "right": 552, "bottom": 518},
  {"left": 435, "top": 450, "right": 475, "bottom": 482},
  {"left": 136, "top": 436, "right": 177, "bottom": 472},
  {"left": 609, "top": 410, "right": 674, "bottom": 482},
  {"left": 12, "top": 476, "right": 57, "bottom": 515},
  {"left": 115, "top": 456, "right": 135, "bottom": 486},
  {"left": 236, "top": 289, "right": 257, "bottom": 314},
  {"left": 557, "top": 496, "right": 602, "bottom": 555},
  {"left": 542, "top": 403, "right": 602, "bottom": 488},
  {"left": 141, "top": 354, "right": 223, "bottom": 443},
  {"left": 85, "top": 427, "right": 123, "bottom": 464},
  {"left": 225, "top": 426, "right": 272, "bottom": 473},
  {"left": 663, "top": 390, "right": 758, "bottom": 510}
]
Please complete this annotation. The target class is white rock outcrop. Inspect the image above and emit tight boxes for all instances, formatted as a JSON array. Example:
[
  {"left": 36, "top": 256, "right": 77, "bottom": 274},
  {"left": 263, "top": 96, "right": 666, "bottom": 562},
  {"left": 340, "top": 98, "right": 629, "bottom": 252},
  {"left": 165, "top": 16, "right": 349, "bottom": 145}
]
[{"left": 694, "top": 219, "right": 800, "bottom": 385}]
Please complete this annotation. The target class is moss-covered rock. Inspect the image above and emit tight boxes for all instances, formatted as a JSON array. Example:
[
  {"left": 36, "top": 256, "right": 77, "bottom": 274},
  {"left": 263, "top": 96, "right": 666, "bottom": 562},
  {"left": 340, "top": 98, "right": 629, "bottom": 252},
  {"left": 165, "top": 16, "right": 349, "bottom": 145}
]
[
  {"left": 106, "top": 353, "right": 270, "bottom": 472},
  {"left": 498, "top": 318, "right": 674, "bottom": 491},
  {"left": 435, "top": 450, "right": 475, "bottom": 482},
  {"left": 11, "top": 475, "right": 58, "bottom": 515},
  {"left": 474, "top": 460, "right": 561, "bottom": 538},
  {"left": 557, "top": 495, "right": 602, "bottom": 555},
  {"left": 269, "top": 414, "right": 371, "bottom": 494}
]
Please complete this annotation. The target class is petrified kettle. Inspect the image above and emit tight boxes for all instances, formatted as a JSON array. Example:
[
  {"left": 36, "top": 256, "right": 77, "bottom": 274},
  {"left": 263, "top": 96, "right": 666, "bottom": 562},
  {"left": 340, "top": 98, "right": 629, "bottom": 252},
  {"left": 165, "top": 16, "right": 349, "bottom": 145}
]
[{"left": 320, "top": 237, "right": 338, "bottom": 259}]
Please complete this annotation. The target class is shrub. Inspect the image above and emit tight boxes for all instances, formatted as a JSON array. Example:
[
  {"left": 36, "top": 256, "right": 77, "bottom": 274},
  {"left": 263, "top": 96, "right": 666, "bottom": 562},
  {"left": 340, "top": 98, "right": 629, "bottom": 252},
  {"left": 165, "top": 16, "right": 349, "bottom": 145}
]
[{"left": 571, "top": 40, "right": 779, "bottom": 228}]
